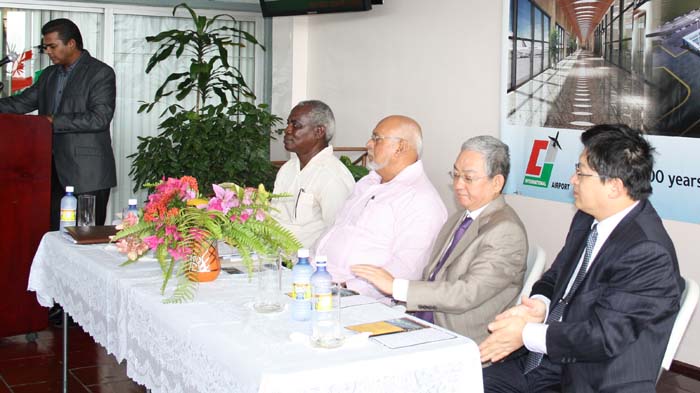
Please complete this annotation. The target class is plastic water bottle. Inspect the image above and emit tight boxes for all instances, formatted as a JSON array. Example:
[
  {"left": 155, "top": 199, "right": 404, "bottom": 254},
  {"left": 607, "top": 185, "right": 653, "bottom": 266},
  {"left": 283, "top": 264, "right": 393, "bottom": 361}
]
[
  {"left": 59, "top": 186, "right": 77, "bottom": 233},
  {"left": 311, "top": 256, "right": 342, "bottom": 348},
  {"left": 124, "top": 198, "right": 139, "bottom": 222},
  {"left": 291, "top": 249, "right": 313, "bottom": 321}
]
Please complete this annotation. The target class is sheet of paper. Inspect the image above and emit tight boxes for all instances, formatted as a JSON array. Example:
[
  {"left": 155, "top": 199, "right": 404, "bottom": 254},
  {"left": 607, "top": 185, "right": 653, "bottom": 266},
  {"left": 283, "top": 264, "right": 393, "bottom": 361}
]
[
  {"left": 371, "top": 327, "right": 458, "bottom": 349},
  {"left": 339, "top": 295, "right": 379, "bottom": 308}
]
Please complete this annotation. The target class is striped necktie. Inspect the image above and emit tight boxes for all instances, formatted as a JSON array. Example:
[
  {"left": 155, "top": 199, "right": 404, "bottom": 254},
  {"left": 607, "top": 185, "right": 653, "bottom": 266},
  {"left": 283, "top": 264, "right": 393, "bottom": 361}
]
[{"left": 524, "top": 224, "right": 598, "bottom": 374}]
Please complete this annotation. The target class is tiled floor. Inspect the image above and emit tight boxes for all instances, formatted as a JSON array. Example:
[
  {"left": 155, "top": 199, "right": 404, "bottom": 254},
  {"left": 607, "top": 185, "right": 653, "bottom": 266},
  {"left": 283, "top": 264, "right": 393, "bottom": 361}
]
[
  {"left": 0, "top": 325, "right": 146, "bottom": 393},
  {"left": 0, "top": 324, "right": 698, "bottom": 392}
]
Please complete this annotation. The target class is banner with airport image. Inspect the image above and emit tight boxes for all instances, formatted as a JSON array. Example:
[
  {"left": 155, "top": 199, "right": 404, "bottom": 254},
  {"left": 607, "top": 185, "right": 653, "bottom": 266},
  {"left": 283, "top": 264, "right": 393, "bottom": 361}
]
[{"left": 501, "top": 0, "right": 700, "bottom": 223}]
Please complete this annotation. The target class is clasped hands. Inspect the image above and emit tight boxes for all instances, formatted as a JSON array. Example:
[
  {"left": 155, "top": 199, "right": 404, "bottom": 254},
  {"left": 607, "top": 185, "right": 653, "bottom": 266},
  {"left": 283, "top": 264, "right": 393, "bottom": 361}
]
[{"left": 479, "top": 296, "right": 546, "bottom": 363}]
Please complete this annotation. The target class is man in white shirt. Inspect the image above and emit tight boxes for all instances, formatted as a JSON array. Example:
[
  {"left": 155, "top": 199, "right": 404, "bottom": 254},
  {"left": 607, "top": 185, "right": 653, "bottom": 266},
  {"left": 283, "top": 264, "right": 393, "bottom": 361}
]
[
  {"left": 480, "top": 124, "right": 683, "bottom": 393},
  {"left": 272, "top": 100, "right": 355, "bottom": 249},
  {"left": 352, "top": 136, "right": 527, "bottom": 342}
]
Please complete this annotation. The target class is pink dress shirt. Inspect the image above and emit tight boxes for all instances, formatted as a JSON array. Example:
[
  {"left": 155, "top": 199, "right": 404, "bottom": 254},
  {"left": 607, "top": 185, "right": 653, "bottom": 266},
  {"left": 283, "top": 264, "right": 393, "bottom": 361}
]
[{"left": 314, "top": 160, "right": 448, "bottom": 300}]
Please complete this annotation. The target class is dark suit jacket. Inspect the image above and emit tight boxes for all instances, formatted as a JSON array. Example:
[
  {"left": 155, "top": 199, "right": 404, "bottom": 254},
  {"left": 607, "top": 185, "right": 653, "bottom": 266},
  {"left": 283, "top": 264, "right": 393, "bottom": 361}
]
[
  {"left": 532, "top": 199, "right": 683, "bottom": 393},
  {"left": 407, "top": 196, "right": 528, "bottom": 343},
  {"left": 0, "top": 51, "right": 117, "bottom": 193}
]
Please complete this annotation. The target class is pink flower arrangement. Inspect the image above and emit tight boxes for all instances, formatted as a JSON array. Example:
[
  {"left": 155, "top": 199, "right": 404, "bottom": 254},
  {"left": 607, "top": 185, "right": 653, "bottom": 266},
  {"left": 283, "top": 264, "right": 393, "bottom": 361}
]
[{"left": 111, "top": 176, "right": 301, "bottom": 301}]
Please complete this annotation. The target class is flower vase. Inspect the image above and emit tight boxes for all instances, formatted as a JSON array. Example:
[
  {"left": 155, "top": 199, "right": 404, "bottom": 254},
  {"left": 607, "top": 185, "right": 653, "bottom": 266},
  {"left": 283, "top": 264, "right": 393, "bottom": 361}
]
[{"left": 188, "top": 240, "right": 221, "bottom": 282}]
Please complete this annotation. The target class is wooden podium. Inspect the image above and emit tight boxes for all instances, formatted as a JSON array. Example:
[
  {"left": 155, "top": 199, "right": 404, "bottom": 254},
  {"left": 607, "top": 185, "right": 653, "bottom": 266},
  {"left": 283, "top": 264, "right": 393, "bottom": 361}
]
[{"left": 0, "top": 114, "right": 51, "bottom": 337}]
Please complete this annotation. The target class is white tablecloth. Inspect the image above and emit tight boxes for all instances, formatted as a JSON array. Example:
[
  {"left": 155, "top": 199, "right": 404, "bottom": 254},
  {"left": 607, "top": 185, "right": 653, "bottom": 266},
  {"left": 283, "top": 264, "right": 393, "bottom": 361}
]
[{"left": 28, "top": 232, "right": 483, "bottom": 393}]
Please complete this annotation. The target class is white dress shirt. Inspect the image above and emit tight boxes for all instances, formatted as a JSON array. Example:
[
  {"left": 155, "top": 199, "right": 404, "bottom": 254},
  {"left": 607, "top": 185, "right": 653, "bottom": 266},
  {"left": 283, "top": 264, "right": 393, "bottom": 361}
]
[
  {"left": 523, "top": 201, "right": 640, "bottom": 354},
  {"left": 392, "top": 202, "right": 490, "bottom": 301},
  {"left": 272, "top": 145, "right": 355, "bottom": 249}
]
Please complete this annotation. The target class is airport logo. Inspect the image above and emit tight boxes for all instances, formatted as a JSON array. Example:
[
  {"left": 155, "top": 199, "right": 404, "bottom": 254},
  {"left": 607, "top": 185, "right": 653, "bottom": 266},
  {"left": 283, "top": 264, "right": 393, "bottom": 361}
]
[{"left": 523, "top": 132, "right": 562, "bottom": 188}]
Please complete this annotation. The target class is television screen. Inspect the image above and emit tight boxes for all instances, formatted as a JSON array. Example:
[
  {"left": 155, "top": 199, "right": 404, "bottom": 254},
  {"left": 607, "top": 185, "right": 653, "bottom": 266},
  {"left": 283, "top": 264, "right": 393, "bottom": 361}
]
[{"left": 260, "top": 0, "right": 373, "bottom": 17}]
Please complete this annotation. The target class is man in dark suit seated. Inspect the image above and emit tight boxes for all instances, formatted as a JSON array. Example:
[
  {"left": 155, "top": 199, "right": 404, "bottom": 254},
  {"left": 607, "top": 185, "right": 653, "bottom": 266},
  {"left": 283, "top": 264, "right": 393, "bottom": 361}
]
[{"left": 480, "top": 124, "right": 684, "bottom": 393}]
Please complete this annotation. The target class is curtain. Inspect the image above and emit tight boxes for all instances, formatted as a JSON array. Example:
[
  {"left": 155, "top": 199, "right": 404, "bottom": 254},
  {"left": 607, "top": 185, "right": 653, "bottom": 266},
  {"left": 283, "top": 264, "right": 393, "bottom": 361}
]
[{"left": 111, "top": 13, "right": 257, "bottom": 217}]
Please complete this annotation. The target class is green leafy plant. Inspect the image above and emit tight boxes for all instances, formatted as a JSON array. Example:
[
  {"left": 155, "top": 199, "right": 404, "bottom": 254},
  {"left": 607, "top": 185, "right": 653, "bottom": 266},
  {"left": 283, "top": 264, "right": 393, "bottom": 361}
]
[
  {"left": 568, "top": 36, "right": 577, "bottom": 55},
  {"left": 340, "top": 155, "right": 369, "bottom": 181},
  {"left": 549, "top": 29, "right": 560, "bottom": 67},
  {"left": 129, "top": 3, "right": 281, "bottom": 194}
]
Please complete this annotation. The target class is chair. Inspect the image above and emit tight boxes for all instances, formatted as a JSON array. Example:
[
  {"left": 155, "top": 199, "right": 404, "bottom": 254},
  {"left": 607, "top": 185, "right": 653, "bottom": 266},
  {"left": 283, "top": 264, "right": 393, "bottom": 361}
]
[
  {"left": 518, "top": 244, "right": 546, "bottom": 304},
  {"left": 658, "top": 277, "right": 699, "bottom": 381},
  {"left": 333, "top": 146, "right": 368, "bottom": 167},
  {"left": 271, "top": 146, "right": 368, "bottom": 173}
]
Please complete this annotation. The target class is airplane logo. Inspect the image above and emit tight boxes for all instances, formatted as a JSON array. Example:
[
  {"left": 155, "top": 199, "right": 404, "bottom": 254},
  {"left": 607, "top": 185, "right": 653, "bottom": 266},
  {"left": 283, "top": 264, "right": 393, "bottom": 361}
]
[
  {"left": 523, "top": 132, "right": 563, "bottom": 188},
  {"left": 549, "top": 131, "right": 562, "bottom": 150}
]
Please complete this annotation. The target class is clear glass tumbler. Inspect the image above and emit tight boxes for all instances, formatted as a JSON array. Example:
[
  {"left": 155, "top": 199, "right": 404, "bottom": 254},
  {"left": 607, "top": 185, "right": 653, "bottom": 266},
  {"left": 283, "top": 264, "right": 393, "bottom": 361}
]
[
  {"left": 77, "top": 195, "right": 96, "bottom": 226},
  {"left": 253, "top": 253, "right": 284, "bottom": 313},
  {"left": 311, "top": 283, "right": 344, "bottom": 349}
]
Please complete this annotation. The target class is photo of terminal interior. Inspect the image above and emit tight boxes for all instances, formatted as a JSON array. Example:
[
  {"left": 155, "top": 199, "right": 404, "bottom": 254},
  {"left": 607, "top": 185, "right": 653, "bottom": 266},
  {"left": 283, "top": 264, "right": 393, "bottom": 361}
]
[{"left": 506, "top": 0, "right": 700, "bottom": 138}]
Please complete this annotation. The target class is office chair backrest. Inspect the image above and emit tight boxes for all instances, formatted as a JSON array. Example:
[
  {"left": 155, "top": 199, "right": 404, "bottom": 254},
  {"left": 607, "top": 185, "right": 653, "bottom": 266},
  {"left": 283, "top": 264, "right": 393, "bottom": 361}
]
[
  {"left": 660, "top": 277, "right": 699, "bottom": 376},
  {"left": 518, "top": 244, "right": 546, "bottom": 304}
]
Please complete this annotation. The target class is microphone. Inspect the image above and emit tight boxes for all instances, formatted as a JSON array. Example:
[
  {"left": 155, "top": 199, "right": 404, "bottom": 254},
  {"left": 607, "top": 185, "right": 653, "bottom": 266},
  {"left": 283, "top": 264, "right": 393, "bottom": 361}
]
[{"left": 0, "top": 51, "right": 19, "bottom": 67}]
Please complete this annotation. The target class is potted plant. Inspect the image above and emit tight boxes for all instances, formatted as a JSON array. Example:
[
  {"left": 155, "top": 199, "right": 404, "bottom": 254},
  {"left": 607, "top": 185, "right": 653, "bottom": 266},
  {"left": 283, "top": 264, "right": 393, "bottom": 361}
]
[
  {"left": 549, "top": 29, "right": 560, "bottom": 68},
  {"left": 568, "top": 36, "right": 577, "bottom": 56},
  {"left": 113, "top": 176, "right": 301, "bottom": 303},
  {"left": 129, "top": 3, "right": 281, "bottom": 194}
]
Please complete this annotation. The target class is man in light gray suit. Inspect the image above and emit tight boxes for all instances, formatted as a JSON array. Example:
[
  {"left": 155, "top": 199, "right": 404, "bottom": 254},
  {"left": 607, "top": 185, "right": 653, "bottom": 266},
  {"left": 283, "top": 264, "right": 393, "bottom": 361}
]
[{"left": 352, "top": 135, "right": 527, "bottom": 343}]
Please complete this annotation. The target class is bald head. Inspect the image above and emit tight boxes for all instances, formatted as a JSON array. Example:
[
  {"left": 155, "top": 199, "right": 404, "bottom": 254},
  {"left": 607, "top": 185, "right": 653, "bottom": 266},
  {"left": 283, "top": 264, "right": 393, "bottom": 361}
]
[
  {"left": 375, "top": 115, "right": 423, "bottom": 157},
  {"left": 366, "top": 115, "right": 423, "bottom": 183}
]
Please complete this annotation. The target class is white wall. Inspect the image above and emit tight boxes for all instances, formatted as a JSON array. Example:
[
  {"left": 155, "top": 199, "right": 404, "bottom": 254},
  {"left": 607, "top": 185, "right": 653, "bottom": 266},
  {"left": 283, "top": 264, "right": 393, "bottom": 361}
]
[
  {"left": 271, "top": 0, "right": 503, "bottom": 207},
  {"left": 270, "top": 0, "right": 700, "bottom": 366}
]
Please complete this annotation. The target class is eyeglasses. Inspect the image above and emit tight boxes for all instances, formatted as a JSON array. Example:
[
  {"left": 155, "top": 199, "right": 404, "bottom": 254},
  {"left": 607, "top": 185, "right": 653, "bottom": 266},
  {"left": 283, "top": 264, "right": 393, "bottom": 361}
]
[
  {"left": 449, "top": 170, "right": 489, "bottom": 184},
  {"left": 574, "top": 163, "right": 606, "bottom": 179},
  {"left": 368, "top": 134, "right": 403, "bottom": 143}
]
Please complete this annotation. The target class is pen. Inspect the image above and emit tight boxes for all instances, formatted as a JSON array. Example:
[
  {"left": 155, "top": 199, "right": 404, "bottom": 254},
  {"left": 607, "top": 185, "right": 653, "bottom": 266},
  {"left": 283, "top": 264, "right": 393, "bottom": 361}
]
[
  {"left": 364, "top": 195, "right": 375, "bottom": 208},
  {"left": 294, "top": 188, "right": 305, "bottom": 219}
]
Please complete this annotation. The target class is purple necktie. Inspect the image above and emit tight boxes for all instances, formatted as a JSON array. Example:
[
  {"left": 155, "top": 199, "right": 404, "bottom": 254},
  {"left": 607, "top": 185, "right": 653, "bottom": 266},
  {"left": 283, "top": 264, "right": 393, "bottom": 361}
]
[{"left": 413, "top": 216, "right": 473, "bottom": 323}]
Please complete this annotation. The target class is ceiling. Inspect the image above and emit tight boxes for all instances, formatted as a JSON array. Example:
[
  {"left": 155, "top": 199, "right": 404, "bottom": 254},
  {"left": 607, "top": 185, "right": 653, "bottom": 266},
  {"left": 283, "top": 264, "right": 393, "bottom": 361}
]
[{"left": 558, "top": 0, "right": 615, "bottom": 41}]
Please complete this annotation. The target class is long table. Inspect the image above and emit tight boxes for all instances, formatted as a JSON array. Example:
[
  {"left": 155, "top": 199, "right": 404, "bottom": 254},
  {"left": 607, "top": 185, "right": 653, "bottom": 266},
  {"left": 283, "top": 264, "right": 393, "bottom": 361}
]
[{"left": 28, "top": 232, "right": 483, "bottom": 392}]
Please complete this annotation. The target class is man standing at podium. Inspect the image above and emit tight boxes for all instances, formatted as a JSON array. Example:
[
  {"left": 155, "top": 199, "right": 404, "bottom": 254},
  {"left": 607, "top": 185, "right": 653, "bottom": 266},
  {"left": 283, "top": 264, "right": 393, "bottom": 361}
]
[{"left": 0, "top": 18, "right": 116, "bottom": 230}]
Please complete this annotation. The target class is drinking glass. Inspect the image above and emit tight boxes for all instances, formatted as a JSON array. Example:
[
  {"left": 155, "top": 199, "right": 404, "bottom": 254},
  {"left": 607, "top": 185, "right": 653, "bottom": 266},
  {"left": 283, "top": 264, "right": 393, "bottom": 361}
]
[
  {"left": 253, "top": 253, "right": 284, "bottom": 313},
  {"left": 311, "top": 283, "right": 344, "bottom": 349},
  {"left": 77, "top": 195, "right": 96, "bottom": 226}
]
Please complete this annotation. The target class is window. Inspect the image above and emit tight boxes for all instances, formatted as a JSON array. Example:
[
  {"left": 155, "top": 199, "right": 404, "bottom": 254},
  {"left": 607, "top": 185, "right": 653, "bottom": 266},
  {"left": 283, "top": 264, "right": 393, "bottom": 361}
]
[
  {"left": 517, "top": 0, "right": 532, "bottom": 39},
  {"left": 1, "top": 7, "right": 103, "bottom": 95},
  {"left": 508, "top": 0, "right": 551, "bottom": 91},
  {"left": 633, "top": 13, "right": 646, "bottom": 75},
  {"left": 543, "top": 14, "right": 550, "bottom": 69},
  {"left": 557, "top": 24, "right": 565, "bottom": 61},
  {"left": 620, "top": 1, "right": 634, "bottom": 70},
  {"left": 534, "top": 7, "right": 543, "bottom": 74}
]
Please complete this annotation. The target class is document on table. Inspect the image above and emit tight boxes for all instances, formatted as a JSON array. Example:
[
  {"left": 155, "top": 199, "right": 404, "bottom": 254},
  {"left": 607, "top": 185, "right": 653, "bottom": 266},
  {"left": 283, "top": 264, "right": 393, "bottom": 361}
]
[
  {"left": 339, "top": 295, "right": 379, "bottom": 308},
  {"left": 371, "top": 327, "right": 458, "bottom": 349},
  {"left": 346, "top": 317, "right": 427, "bottom": 336}
]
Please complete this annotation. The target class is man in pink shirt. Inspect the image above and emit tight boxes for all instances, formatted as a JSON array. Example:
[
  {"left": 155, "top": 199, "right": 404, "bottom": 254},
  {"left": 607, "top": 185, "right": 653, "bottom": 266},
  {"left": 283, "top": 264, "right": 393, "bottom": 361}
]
[{"left": 313, "top": 115, "right": 447, "bottom": 301}]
